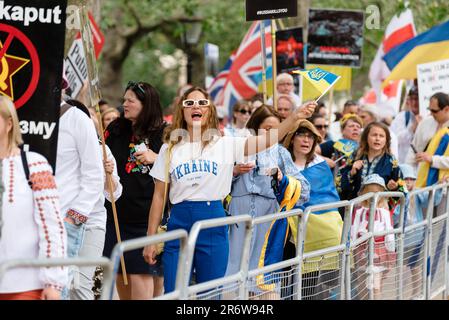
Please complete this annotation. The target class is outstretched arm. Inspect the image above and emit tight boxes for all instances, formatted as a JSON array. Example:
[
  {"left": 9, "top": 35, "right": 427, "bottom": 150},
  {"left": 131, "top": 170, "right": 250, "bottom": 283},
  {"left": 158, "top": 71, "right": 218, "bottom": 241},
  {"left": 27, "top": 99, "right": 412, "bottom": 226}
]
[{"left": 244, "top": 101, "right": 317, "bottom": 156}]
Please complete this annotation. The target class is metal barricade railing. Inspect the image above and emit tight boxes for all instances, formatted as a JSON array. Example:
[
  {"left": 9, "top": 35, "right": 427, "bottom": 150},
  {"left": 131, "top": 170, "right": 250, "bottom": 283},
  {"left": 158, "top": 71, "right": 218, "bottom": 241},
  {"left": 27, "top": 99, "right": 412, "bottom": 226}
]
[
  {"left": 298, "top": 201, "right": 351, "bottom": 300},
  {"left": 106, "top": 229, "right": 188, "bottom": 300},
  {"left": 0, "top": 257, "right": 114, "bottom": 300},
  {"left": 181, "top": 215, "right": 253, "bottom": 300},
  {"left": 2, "top": 185, "right": 449, "bottom": 301},
  {"left": 343, "top": 191, "right": 406, "bottom": 300},
  {"left": 407, "top": 182, "right": 449, "bottom": 300},
  {"left": 246, "top": 209, "right": 303, "bottom": 300}
]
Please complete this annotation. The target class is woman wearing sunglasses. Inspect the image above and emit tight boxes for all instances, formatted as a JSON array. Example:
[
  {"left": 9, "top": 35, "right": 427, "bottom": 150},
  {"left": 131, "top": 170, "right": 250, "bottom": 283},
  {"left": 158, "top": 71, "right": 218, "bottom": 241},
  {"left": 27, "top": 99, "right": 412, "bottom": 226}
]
[
  {"left": 102, "top": 81, "right": 166, "bottom": 300},
  {"left": 143, "top": 87, "right": 316, "bottom": 293},
  {"left": 223, "top": 100, "right": 252, "bottom": 137},
  {"left": 311, "top": 115, "right": 331, "bottom": 142}
]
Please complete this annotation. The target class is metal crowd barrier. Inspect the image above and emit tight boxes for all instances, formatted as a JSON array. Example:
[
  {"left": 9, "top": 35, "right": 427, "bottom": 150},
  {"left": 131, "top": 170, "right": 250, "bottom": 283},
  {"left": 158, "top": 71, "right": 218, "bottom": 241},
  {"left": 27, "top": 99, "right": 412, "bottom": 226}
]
[
  {"left": 0, "top": 257, "right": 114, "bottom": 300},
  {"left": 298, "top": 201, "right": 351, "bottom": 300},
  {"left": 105, "top": 229, "right": 188, "bottom": 300},
  {"left": 2, "top": 184, "right": 449, "bottom": 301},
  {"left": 181, "top": 215, "right": 253, "bottom": 300},
  {"left": 246, "top": 209, "right": 303, "bottom": 300}
]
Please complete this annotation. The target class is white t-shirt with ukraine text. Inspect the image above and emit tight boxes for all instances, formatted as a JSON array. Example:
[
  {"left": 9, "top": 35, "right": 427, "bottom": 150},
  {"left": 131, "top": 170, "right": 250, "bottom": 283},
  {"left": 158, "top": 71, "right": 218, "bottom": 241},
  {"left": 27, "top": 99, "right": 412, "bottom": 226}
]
[{"left": 150, "top": 136, "right": 247, "bottom": 204}]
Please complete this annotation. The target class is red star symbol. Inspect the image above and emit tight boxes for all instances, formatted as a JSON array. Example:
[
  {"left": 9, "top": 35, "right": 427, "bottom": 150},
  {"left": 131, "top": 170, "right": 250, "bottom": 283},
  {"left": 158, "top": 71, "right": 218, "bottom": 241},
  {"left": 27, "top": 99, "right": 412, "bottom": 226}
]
[{"left": 0, "top": 39, "right": 30, "bottom": 101}]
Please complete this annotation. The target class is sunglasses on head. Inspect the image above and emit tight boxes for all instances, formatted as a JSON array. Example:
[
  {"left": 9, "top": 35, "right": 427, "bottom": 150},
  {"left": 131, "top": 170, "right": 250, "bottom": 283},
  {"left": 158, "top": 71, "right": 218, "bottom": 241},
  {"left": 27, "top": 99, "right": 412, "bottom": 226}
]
[
  {"left": 239, "top": 109, "right": 252, "bottom": 115},
  {"left": 182, "top": 99, "right": 210, "bottom": 108},
  {"left": 126, "top": 81, "right": 145, "bottom": 96}
]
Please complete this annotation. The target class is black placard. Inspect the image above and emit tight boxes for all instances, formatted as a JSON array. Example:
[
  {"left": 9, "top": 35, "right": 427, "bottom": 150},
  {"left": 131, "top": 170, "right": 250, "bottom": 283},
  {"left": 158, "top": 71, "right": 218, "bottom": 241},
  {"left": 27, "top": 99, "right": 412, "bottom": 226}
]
[
  {"left": 246, "top": 0, "right": 297, "bottom": 21},
  {"left": 307, "top": 9, "right": 364, "bottom": 67},
  {"left": 0, "top": 0, "right": 68, "bottom": 170},
  {"left": 276, "top": 27, "right": 304, "bottom": 73}
]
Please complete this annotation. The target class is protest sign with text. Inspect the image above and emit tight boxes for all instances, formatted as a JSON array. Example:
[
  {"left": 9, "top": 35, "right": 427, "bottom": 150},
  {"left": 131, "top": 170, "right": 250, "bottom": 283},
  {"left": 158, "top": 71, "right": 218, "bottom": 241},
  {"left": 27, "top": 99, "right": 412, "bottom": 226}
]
[
  {"left": 0, "top": 0, "right": 67, "bottom": 170},
  {"left": 307, "top": 9, "right": 364, "bottom": 68},
  {"left": 245, "top": 0, "right": 297, "bottom": 21},
  {"left": 417, "top": 59, "right": 449, "bottom": 117}
]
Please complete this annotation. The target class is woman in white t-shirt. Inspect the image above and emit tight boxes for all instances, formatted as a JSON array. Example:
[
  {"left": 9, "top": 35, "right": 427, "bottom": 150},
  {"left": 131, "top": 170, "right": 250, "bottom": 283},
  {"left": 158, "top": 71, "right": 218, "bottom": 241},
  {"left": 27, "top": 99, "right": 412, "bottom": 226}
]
[{"left": 143, "top": 87, "right": 316, "bottom": 293}]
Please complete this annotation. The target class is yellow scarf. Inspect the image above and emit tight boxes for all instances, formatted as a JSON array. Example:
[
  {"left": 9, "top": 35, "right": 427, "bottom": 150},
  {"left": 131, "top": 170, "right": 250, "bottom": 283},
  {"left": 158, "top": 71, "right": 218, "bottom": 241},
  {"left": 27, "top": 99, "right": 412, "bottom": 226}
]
[{"left": 416, "top": 127, "right": 449, "bottom": 188}]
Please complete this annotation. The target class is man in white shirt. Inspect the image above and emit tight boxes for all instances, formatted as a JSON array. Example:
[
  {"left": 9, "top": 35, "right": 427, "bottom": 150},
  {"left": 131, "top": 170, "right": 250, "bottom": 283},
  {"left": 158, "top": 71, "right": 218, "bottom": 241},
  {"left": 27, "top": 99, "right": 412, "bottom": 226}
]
[
  {"left": 390, "top": 86, "right": 421, "bottom": 163},
  {"left": 267, "top": 73, "right": 301, "bottom": 107},
  {"left": 55, "top": 102, "right": 104, "bottom": 298},
  {"left": 328, "top": 100, "right": 360, "bottom": 141},
  {"left": 406, "top": 92, "right": 449, "bottom": 170}
]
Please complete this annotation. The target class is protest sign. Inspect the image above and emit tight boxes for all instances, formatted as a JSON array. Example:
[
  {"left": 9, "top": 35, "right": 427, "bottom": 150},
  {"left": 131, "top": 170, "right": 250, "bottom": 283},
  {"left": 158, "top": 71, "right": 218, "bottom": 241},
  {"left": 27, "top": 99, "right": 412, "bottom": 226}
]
[
  {"left": 64, "top": 12, "right": 103, "bottom": 98},
  {"left": 276, "top": 27, "right": 304, "bottom": 73},
  {"left": 417, "top": 59, "right": 449, "bottom": 117},
  {"left": 0, "top": 0, "right": 67, "bottom": 170},
  {"left": 246, "top": 0, "right": 297, "bottom": 21},
  {"left": 307, "top": 9, "right": 364, "bottom": 67}
]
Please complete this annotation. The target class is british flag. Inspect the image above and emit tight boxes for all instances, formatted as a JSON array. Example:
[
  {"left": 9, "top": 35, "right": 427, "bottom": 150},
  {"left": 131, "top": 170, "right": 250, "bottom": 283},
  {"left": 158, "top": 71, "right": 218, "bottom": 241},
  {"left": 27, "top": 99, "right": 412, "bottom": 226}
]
[{"left": 208, "top": 20, "right": 272, "bottom": 115}]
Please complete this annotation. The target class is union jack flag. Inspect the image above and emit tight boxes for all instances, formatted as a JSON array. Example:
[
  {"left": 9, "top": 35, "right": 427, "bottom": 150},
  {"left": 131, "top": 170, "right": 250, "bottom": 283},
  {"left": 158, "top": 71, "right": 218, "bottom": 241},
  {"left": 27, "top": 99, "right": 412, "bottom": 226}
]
[{"left": 208, "top": 20, "right": 272, "bottom": 116}]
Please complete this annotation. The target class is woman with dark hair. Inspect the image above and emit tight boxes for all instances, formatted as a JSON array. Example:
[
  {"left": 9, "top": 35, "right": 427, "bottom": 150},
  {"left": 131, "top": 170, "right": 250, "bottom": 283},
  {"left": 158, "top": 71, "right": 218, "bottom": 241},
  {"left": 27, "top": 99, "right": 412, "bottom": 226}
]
[
  {"left": 143, "top": 87, "right": 316, "bottom": 294},
  {"left": 225, "top": 105, "right": 310, "bottom": 297},
  {"left": 102, "top": 81, "right": 166, "bottom": 300},
  {"left": 340, "top": 121, "right": 403, "bottom": 201}
]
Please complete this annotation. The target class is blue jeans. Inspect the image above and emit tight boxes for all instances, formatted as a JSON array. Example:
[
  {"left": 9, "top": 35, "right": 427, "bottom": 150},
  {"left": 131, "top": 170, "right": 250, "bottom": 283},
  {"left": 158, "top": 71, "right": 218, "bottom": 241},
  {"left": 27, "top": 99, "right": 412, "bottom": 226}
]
[
  {"left": 163, "top": 201, "right": 228, "bottom": 294},
  {"left": 61, "top": 221, "right": 86, "bottom": 300}
]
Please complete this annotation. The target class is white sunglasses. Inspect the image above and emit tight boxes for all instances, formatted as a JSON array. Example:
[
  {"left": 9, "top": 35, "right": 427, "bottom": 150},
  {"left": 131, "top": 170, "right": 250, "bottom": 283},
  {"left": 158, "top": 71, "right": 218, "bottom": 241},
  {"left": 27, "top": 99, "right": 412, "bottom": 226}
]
[{"left": 182, "top": 99, "right": 210, "bottom": 108}]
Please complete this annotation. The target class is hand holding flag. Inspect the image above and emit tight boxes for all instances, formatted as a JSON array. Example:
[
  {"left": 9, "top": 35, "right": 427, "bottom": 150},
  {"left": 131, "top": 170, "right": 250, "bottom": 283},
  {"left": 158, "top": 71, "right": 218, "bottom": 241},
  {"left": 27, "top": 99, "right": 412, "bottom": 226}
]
[{"left": 294, "top": 67, "right": 341, "bottom": 102}]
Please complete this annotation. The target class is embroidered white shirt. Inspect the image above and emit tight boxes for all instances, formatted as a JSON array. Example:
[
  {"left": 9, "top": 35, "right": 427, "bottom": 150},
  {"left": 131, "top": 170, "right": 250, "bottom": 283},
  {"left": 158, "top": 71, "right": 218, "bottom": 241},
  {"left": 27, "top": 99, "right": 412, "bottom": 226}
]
[{"left": 0, "top": 152, "right": 68, "bottom": 293}]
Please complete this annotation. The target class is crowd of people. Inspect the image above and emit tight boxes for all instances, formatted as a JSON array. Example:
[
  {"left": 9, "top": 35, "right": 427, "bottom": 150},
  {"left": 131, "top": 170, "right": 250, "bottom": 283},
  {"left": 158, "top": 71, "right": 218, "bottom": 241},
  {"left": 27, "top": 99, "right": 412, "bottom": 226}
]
[{"left": 1, "top": 69, "right": 449, "bottom": 300}]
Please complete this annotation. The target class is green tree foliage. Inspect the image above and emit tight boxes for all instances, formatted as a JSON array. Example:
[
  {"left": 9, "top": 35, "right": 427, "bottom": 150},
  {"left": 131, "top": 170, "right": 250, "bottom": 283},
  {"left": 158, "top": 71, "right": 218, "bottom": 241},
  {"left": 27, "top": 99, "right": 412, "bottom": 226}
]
[{"left": 95, "top": 0, "right": 449, "bottom": 107}]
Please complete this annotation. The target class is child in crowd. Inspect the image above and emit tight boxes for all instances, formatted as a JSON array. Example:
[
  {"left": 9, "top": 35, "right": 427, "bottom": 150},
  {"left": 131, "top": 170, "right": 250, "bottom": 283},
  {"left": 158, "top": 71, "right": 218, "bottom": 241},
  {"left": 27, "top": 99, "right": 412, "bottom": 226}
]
[{"left": 351, "top": 174, "right": 396, "bottom": 300}]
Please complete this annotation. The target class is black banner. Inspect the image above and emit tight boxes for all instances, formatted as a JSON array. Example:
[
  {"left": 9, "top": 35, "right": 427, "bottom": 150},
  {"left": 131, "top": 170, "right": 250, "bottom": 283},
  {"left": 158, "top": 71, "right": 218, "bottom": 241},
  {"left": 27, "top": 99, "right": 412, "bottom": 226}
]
[
  {"left": 307, "top": 9, "right": 364, "bottom": 67},
  {"left": 246, "top": 0, "right": 297, "bottom": 21},
  {"left": 276, "top": 27, "right": 304, "bottom": 73},
  {"left": 0, "top": 0, "right": 67, "bottom": 170}
]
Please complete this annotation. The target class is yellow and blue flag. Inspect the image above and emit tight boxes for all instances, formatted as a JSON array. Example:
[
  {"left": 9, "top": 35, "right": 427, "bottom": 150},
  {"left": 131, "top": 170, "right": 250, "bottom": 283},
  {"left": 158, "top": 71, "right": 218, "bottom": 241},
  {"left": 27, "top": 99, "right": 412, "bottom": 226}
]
[
  {"left": 294, "top": 67, "right": 341, "bottom": 101},
  {"left": 382, "top": 19, "right": 449, "bottom": 85}
]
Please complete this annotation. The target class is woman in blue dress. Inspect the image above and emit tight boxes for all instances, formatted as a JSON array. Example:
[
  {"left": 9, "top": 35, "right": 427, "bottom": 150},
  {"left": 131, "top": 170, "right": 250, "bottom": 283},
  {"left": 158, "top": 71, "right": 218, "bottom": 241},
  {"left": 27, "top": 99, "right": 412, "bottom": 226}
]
[{"left": 225, "top": 106, "right": 310, "bottom": 285}]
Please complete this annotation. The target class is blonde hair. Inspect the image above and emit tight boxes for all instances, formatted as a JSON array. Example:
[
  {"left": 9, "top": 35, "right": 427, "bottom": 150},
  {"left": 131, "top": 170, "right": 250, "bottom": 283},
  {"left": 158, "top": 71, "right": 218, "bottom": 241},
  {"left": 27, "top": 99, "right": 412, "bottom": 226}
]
[{"left": 0, "top": 96, "right": 23, "bottom": 153}]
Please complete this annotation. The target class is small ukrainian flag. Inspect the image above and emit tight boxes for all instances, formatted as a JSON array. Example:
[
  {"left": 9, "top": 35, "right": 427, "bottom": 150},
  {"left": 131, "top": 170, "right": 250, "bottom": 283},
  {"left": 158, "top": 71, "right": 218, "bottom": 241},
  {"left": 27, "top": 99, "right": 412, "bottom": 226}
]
[{"left": 294, "top": 67, "right": 341, "bottom": 101}]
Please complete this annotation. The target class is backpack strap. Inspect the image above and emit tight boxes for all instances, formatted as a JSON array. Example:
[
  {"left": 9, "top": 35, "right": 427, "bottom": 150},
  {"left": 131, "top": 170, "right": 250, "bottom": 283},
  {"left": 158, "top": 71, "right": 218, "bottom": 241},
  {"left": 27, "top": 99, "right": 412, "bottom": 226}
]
[
  {"left": 60, "top": 103, "right": 73, "bottom": 118},
  {"left": 20, "top": 149, "right": 32, "bottom": 189}
]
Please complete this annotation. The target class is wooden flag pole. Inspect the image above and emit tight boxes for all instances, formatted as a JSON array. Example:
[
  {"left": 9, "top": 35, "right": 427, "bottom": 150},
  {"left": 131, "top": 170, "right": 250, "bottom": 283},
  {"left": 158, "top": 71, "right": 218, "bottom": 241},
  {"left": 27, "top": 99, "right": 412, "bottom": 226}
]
[
  {"left": 271, "top": 20, "right": 278, "bottom": 111},
  {"left": 78, "top": 6, "right": 128, "bottom": 285},
  {"left": 260, "top": 20, "right": 268, "bottom": 104}
]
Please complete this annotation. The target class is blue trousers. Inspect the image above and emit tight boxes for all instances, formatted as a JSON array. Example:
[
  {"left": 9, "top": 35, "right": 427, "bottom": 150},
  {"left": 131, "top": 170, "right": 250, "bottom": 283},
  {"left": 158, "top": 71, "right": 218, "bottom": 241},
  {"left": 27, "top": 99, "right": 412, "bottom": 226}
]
[{"left": 163, "top": 201, "right": 228, "bottom": 293}]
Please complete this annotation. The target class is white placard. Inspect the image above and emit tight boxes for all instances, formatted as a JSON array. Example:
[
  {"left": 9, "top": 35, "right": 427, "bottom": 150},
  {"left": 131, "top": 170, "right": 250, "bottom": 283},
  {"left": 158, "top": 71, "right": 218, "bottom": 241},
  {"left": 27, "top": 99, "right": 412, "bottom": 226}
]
[
  {"left": 64, "top": 38, "right": 88, "bottom": 98},
  {"left": 417, "top": 59, "right": 449, "bottom": 117}
]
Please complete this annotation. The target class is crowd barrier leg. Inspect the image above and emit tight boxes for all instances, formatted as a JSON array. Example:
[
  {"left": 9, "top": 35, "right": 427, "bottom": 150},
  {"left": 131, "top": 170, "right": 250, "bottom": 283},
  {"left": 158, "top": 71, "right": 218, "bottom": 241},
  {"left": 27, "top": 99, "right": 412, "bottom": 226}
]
[
  {"left": 105, "top": 229, "right": 189, "bottom": 300},
  {"left": 180, "top": 215, "right": 253, "bottom": 300}
]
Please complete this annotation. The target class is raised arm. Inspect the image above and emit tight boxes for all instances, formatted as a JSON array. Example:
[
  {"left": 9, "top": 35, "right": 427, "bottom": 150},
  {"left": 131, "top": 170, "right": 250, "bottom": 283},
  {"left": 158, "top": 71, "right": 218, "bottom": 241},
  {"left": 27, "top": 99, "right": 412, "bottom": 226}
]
[{"left": 244, "top": 101, "right": 317, "bottom": 156}]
